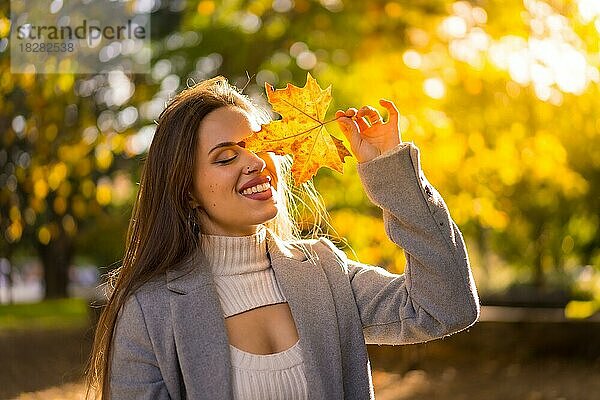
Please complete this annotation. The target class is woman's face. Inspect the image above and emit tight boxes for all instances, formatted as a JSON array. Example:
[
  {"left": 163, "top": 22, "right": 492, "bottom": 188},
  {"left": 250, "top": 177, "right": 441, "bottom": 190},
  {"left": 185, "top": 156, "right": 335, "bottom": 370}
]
[{"left": 191, "top": 106, "right": 279, "bottom": 236}]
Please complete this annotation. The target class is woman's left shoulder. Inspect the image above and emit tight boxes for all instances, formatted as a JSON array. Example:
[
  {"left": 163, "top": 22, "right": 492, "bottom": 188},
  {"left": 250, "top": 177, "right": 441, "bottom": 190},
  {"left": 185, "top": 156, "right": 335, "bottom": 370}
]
[{"left": 287, "top": 236, "right": 349, "bottom": 268}]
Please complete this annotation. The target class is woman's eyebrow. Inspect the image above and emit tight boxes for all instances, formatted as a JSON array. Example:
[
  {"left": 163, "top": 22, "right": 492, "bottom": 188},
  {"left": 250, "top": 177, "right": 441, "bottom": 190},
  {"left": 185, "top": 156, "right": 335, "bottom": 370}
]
[{"left": 208, "top": 140, "right": 246, "bottom": 155}]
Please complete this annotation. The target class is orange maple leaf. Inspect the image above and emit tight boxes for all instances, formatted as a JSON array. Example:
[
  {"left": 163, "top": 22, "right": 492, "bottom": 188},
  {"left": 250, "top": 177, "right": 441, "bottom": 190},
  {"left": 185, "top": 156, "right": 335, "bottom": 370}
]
[{"left": 245, "top": 73, "right": 351, "bottom": 186}]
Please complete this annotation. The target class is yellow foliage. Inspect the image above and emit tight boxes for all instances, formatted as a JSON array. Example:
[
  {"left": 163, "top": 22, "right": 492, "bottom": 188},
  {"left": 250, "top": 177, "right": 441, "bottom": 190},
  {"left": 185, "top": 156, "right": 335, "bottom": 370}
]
[
  {"left": 467, "top": 132, "right": 485, "bottom": 152},
  {"left": 447, "top": 192, "right": 472, "bottom": 226},
  {"left": 530, "top": 133, "right": 566, "bottom": 177},
  {"left": 95, "top": 144, "right": 113, "bottom": 171},
  {"left": 71, "top": 196, "right": 86, "bottom": 218},
  {"left": 56, "top": 74, "right": 74, "bottom": 93},
  {"left": 331, "top": 210, "right": 407, "bottom": 273},
  {"left": 80, "top": 179, "right": 95, "bottom": 199},
  {"left": 31, "top": 166, "right": 44, "bottom": 182},
  {"left": 428, "top": 134, "right": 466, "bottom": 176},
  {"left": 53, "top": 196, "right": 67, "bottom": 215},
  {"left": 48, "top": 162, "right": 68, "bottom": 190},
  {"left": 568, "top": 214, "right": 598, "bottom": 244},
  {"left": 384, "top": 2, "right": 403, "bottom": 19},
  {"left": 0, "top": 16, "right": 10, "bottom": 37},
  {"left": 473, "top": 197, "right": 508, "bottom": 230},
  {"left": 33, "top": 179, "right": 49, "bottom": 199},
  {"left": 38, "top": 226, "right": 51, "bottom": 245},
  {"left": 29, "top": 197, "right": 46, "bottom": 214},
  {"left": 7, "top": 221, "right": 23, "bottom": 242},
  {"left": 495, "top": 140, "right": 521, "bottom": 186},
  {"left": 9, "top": 205, "right": 21, "bottom": 222},
  {"left": 96, "top": 180, "right": 112, "bottom": 206},
  {"left": 565, "top": 300, "right": 598, "bottom": 320},
  {"left": 561, "top": 235, "right": 574, "bottom": 254},
  {"left": 557, "top": 170, "right": 589, "bottom": 198},
  {"left": 264, "top": 16, "right": 287, "bottom": 39},
  {"left": 76, "top": 158, "right": 92, "bottom": 177},
  {"left": 58, "top": 181, "right": 72, "bottom": 198},
  {"left": 62, "top": 214, "right": 77, "bottom": 236},
  {"left": 247, "top": 0, "right": 268, "bottom": 16},
  {"left": 45, "top": 124, "right": 58, "bottom": 141},
  {"left": 110, "top": 134, "right": 126, "bottom": 153},
  {"left": 16, "top": 70, "right": 36, "bottom": 88},
  {"left": 58, "top": 143, "right": 88, "bottom": 164},
  {"left": 197, "top": 0, "right": 215, "bottom": 15}
]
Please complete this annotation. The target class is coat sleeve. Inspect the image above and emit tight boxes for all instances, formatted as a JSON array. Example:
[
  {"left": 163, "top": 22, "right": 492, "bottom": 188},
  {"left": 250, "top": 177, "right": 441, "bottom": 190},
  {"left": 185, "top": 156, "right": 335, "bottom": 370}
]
[
  {"left": 320, "top": 142, "right": 480, "bottom": 345},
  {"left": 109, "top": 293, "right": 171, "bottom": 399}
]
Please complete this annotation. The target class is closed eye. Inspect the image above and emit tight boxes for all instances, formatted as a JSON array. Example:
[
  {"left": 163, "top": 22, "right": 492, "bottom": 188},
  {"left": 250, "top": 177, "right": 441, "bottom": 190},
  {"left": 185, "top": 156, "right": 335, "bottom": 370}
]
[{"left": 217, "top": 156, "right": 237, "bottom": 164}]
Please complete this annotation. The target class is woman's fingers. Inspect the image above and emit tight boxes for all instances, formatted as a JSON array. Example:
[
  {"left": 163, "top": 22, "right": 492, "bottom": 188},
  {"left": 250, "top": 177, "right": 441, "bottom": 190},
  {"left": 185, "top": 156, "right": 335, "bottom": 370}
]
[
  {"left": 336, "top": 101, "right": 401, "bottom": 162},
  {"left": 379, "top": 99, "right": 400, "bottom": 128},
  {"left": 354, "top": 116, "right": 370, "bottom": 132},
  {"left": 335, "top": 110, "right": 360, "bottom": 144},
  {"left": 341, "top": 107, "right": 369, "bottom": 131},
  {"left": 356, "top": 105, "right": 383, "bottom": 127}
]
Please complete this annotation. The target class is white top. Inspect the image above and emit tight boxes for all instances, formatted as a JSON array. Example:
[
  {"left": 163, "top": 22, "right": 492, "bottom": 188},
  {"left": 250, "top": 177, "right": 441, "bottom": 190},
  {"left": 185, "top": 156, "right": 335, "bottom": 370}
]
[
  {"left": 200, "top": 225, "right": 309, "bottom": 400},
  {"left": 200, "top": 224, "right": 287, "bottom": 317},
  {"left": 229, "top": 339, "right": 309, "bottom": 400}
]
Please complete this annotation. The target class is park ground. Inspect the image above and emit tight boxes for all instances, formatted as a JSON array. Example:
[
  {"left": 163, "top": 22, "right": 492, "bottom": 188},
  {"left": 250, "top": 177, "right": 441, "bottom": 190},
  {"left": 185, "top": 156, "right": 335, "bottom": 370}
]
[{"left": 1, "top": 300, "right": 599, "bottom": 399}]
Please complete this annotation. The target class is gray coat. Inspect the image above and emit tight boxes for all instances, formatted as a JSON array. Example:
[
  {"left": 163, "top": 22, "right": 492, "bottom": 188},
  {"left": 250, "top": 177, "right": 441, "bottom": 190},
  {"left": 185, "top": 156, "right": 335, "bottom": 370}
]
[{"left": 110, "top": 142, "right": 480, "bottom": 399}]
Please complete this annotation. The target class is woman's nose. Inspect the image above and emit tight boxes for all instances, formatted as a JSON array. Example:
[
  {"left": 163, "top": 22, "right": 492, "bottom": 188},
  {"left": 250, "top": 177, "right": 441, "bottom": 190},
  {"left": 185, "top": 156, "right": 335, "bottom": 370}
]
[{"left": 243, "top": 151, "right": 266, "bottom": 174}]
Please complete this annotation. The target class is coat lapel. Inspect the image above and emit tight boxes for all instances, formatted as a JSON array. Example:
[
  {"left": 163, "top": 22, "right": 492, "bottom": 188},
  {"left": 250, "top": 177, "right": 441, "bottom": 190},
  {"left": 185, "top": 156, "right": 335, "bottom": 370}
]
[
  {"left": 166, "top": 249, "right": 233, "bottom": 400},
  {"left": 166, "top": 228, "right": 344, "bottom": 399},
  {"left": 266, "top": 230, "right": 344, "bottom": 399}
]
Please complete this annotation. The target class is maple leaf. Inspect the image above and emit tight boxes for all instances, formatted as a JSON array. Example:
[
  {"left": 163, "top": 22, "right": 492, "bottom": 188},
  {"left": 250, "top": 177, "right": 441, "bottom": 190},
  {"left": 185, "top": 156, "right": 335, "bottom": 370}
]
[{"left": 245, "top": 73, "right": 351, "bottom": 186}]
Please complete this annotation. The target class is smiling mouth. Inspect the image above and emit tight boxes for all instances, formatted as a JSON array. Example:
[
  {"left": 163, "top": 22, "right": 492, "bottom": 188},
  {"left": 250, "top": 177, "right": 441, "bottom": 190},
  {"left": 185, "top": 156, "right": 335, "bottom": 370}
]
[
  {"left": 239, "top": 181, "right": 272, "bottom": 196},
  {"left": 239, "top": 186, "right": 273, "bottom": 200}
]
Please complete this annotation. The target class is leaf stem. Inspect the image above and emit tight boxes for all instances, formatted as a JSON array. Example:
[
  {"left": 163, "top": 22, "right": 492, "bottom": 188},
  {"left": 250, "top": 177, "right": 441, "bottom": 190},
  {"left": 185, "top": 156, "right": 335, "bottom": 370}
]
[{"left": 321, "top": 115, "right": 345, "bottom": 126}]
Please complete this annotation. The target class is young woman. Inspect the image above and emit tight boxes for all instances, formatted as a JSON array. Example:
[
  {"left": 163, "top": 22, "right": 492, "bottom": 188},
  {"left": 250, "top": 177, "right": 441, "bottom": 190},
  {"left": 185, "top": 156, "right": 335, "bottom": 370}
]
[{"left": 86, "top": 76, "right": 480, "bottom": 399}]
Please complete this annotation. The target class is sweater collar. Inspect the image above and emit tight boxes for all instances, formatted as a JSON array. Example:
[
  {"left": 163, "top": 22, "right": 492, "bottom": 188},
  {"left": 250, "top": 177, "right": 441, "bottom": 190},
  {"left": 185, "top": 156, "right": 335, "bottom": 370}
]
[
  {"left": 199, "top": 225, "right": 269, "bottom": 275},
  {"left": 166, "top": 226, "right": 316, "bottom": 295}
]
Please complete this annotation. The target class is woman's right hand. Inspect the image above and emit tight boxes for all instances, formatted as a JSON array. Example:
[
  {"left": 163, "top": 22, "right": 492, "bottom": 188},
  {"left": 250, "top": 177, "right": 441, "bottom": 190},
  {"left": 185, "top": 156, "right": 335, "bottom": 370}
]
[{"left": 335, "top": 99, "right": 402, "bottom": 164}]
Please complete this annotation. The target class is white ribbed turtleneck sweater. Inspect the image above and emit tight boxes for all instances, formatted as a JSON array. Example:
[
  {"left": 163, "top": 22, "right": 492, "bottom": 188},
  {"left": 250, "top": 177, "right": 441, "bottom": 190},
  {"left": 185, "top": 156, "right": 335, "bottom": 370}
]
[{"left": 200, "top": 225, "right": 309, "bottom": 400}]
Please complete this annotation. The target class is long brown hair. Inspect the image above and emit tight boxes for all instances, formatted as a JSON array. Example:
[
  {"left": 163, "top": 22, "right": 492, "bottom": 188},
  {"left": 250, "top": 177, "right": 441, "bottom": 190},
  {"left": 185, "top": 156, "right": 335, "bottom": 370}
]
[{"left": 84, "top": 76, "right": 337, "bottom": 398}]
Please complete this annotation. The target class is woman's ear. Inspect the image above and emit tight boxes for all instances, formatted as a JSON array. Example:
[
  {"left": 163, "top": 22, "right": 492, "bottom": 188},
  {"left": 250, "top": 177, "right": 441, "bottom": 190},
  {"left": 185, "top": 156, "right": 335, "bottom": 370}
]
[{"left": 188, "top": 192, "right": 201, "bottom": 209}]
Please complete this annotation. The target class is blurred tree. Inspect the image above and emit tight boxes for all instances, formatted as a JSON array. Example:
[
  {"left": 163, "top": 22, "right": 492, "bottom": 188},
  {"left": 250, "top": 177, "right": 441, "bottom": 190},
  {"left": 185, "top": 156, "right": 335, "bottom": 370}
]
[
  {"left": 0, "top": 64, "right": 141, "bottom": 298},
  {"left": 317, "top": 0, "right": 600, "bottom": 296},
  {"left": 0, "top": 2, "right": 183, "bottom": 298}
]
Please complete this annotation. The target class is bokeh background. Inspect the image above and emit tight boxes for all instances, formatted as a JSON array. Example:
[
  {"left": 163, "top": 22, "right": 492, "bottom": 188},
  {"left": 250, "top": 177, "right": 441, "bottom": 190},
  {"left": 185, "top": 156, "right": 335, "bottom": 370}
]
[{"left": 1, "top": 0, "right": 599, "bottom": 399}]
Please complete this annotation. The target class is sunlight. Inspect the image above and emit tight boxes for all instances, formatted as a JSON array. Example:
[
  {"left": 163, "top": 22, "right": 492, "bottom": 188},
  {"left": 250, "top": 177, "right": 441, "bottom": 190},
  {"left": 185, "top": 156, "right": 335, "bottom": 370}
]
[
  {"left": 441, "top": 15, "right": 467, "bottom": 39},
  {"left": 577, "top": 0, "right": 600, "bottom": 23},
  {"left": 423, "top": 77, "right": 446, "bottom": 99},
  {"left": 125, "top": 124, "right": 156, "bottom": 156},
  {"left": 483, "top": 0, "right": 597, "bottom": 100},
  {"left": 402, "top": 50, "right": 422, "bottom": 69}
]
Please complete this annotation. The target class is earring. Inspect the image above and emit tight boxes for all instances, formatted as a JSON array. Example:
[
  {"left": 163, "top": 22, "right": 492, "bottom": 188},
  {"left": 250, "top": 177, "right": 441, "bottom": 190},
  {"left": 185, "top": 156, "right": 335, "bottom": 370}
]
[{"left": 188, "top": 208, "right": 200, "bottom": 237}]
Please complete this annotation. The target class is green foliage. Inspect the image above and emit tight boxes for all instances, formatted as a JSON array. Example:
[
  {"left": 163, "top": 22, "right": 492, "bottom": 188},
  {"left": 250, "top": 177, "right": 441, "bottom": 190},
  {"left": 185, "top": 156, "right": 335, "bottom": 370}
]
[{"left": 0, "top": 298, "right": 90, "bottom": 330}]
